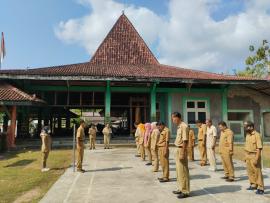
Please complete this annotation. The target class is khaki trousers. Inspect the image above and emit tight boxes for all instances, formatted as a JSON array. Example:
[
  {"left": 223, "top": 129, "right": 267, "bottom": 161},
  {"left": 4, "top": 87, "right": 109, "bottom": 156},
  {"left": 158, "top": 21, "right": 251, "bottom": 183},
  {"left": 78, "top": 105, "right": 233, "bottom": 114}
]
[
  {"left": 175, "top": 148, "right": 190, "bottom": 194},
  {"left": 220, "top": 152, "right": 234, "bottom": 178},
  {"left": 187, "top": 147, "right": 194, "bottom": 161},
  {"left": 77, "top": 147, "right": 84, "bottom": 170},
  {"left": 104, "top": 135, "right": 110, "bottom": 148},
  {"left": 136, "top": 138, "right": 140, "bottom": 155},
  {"left": 42, "top": 151, "right": 49, "bottom": 168},
  {"left": 158, "top": 147, "right": 169, "bottom": 180},
  {"left": 207, "top": 148, "right": 216, "bottom": 170},
  {"left": 151, "top": 148, "right": 159, "bottom": 171},
  {"left": 198, "top": 141, "right": 207, "bottom": 164},
  {"left": 89, "top": 137, "right": 96, "bottom": 149},
  {"left": 139, "top": 144, "right": 145, "bottom": 160},
  {"left": 145, "top": 146, "right": 152, "bottom": 163},
  {"left": 246, "top": 153, "right": 264, "bottom": 190}
]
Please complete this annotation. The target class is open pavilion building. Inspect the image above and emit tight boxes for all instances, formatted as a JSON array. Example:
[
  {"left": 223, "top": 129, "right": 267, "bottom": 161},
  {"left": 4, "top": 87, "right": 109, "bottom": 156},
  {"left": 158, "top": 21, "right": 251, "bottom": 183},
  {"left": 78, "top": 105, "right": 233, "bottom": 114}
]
[{"left": 1, "top": 13, "right": 270, "bottom": 145}]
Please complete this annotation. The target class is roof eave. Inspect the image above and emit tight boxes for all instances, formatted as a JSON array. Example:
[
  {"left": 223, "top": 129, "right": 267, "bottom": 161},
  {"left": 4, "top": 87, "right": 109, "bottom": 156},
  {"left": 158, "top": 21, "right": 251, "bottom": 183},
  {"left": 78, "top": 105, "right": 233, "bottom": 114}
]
[{"left": 0, "top": 74, "right": 265, "bottom": 84}]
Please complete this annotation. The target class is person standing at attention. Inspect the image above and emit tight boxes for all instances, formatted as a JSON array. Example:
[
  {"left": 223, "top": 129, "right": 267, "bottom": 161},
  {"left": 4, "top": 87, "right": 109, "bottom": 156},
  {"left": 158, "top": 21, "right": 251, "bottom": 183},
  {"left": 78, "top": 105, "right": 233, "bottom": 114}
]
[
  {"left": 195, "top": 120, "right": 207, "bottom": 166},
  {"left": 150, "top": 122, "right": 160, "bottom": 172},
  {"left": 171, "top": 112, "right": 190, "bottom": 199},
  {"left": 144, "top": 123, "right": 152, "bottom": 166},
  {"left": 89, "top": 124, "right": 97, "bottom": 150},
  {"left": 102, "top": 123, "right": 112, "bottom": 149},
  {"left": 187, "top": 125, "right": 195, "bottom": 161},
  {"left": 218, "top": 121, "right": 235, "bottom": 182},
  {"left": 40, "top": 126, "right": 52, "bottom": 172},
  {"left": 244, "top": 121, "right": 264, "bottom": 195},
  {"left": 76, "top": 120, "right": 86, "bottom": 173},
  {"left": 206, "top": 119, "right": 217, "bottom": 171}
]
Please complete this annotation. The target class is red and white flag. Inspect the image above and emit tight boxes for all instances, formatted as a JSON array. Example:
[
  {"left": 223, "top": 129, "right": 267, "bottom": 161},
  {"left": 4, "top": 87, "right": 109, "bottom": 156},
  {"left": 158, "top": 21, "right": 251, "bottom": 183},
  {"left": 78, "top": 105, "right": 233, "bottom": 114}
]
[{"left": 0, "top": 32, "right": 6, "bottom": 64}]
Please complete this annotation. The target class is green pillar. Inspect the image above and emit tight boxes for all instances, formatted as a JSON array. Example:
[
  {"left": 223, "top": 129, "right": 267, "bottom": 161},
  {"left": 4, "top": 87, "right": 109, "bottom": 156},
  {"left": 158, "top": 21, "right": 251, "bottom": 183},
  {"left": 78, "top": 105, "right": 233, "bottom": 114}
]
[
  {"left": 105, "top": 81, "right": 111, "bottom": 124},
  {"left": 222, "top": 87, "right": 228, "bottom": 122},
  {"left": 167, "top": 93, "right": 172, "bottom": 130},
  {"left": 150, "top": 83, "right": 157, "bottom": 122}
]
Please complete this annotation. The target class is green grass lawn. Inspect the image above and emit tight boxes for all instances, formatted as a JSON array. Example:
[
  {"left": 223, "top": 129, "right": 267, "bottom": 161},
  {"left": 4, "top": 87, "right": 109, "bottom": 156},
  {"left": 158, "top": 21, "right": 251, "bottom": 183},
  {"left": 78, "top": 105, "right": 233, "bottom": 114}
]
[{"left": 0, "top": 149, "right": 72, "bottom": 203}]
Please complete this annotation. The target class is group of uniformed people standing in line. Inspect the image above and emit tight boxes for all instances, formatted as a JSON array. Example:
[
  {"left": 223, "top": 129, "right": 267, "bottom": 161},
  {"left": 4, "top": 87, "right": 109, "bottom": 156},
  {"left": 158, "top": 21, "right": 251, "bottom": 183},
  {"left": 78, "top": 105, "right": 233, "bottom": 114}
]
[
  {"left": 39, "top": 112, "right": 265, "bottom": 197},
  {"left": 133, "top": 112, "right": 265, "bottom": 198}
]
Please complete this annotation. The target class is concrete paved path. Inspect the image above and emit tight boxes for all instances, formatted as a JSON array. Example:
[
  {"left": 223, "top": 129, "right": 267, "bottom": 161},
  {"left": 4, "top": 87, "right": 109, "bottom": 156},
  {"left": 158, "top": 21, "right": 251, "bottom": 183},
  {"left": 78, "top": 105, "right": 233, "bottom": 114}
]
[{"left": 40, "top": 147, "right": 270, "bottom": 203}]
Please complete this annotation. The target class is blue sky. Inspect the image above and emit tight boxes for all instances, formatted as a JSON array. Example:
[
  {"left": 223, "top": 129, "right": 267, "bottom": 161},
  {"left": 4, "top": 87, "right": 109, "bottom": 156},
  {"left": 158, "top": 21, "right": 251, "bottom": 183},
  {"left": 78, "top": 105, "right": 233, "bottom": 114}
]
[{"left": 0, "top": 0, "right": 269, "bottom": 73}]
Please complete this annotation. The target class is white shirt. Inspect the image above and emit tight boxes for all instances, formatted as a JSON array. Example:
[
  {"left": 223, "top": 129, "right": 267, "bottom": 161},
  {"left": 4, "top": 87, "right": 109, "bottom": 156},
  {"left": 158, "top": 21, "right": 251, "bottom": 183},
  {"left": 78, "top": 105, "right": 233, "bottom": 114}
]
[{"left": 206, "top": 125, "right": 217, "bottom": 148}]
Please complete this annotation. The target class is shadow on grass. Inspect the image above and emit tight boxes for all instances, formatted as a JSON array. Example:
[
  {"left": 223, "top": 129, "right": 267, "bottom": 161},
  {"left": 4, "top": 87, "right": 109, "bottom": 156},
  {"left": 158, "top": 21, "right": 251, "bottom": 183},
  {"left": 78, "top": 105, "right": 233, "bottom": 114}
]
[
  {"left": 4, "top": 159, "right": 36, "bottom": 167},
  {"left": 86, "top": 167, "right": 133, "bottom": 172},
  {"left": 50, "top": 167, "right": 69, "bottom": 171},
  {"left": 191, "top": 185, "right": 242, "bottom": 196}
]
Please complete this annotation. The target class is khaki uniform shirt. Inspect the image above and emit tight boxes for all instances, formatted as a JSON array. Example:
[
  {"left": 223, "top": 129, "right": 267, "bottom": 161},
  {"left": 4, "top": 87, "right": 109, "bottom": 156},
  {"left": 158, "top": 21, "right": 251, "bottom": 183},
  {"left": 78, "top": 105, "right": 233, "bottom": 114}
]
[
  {"left": 188, "top": 129, "right": 195, "bottom": 148},
  {"left": 244, "top": 130, "right": 263, "bottom": 153},
  {"left": 102, "top": 127, "right": 112, "bottom": 136},
  {"left": 174, "top": 122, "right": 188, "bottom": 147},
  {"left": 198, "top": 124, "right": 207, "bottom": 141},
  {"left": 157, "top": 127, "right": 170, "bottom": 147},
  {"left": 219, "top": 128, "right": 234, "bottom": 154},
  {"left": 41, "top": 132, "right": 51, "bottom": 153},
  {"left": 89, "top": 128, "right": 97, "bottom": 139},
  {"left": 206, "top": 125, "right": 217, "bottom": 148},
  {"left": 150, "top": 128, "right": 160, "bottom": 150},
  {"left": 76, "top": 126, "right": 85, "bottom": 148}
]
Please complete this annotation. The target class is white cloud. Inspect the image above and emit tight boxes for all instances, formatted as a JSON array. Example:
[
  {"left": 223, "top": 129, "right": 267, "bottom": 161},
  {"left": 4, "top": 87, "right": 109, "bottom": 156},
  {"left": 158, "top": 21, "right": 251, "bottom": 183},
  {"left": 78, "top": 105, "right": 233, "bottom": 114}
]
[{"left": 55, "top": 0, "right": 270, "bottom": 73}]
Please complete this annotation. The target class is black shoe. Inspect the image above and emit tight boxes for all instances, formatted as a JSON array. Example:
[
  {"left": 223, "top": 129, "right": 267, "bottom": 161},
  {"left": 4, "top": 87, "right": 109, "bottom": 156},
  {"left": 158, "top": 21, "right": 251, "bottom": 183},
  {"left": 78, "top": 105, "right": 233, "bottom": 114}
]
[
  {"left": 221, "top": 176, "right": 229, "bottom": 179},
  {"left": 135, "top": 155, "right": 140, "bottom": 157},
  {"left": 157, "top": 177, "right": 163, "bottom": 181},
  {"left": 77, "top": 169, "right": 85, "bottom": 173},
  {"left": 172, "top": 190, "right": 182, "bottom": 195},
  {"left": 247, "top": 186, "right": 257, "bottom": 190},
  {"left": 145, "top": 163, "right": 152, "bottom": 166},
  {"left": 177, "top": 193, "right": 189, "bottom": 199},
  {"left": 159, "top": 179, "right": 169, "bottom": 183},
  {"left": 255, "top": 189, "right": 264, "bottom": 195},
  {"left": 226, "top": 179, "right": 234, "bottom": 182}
]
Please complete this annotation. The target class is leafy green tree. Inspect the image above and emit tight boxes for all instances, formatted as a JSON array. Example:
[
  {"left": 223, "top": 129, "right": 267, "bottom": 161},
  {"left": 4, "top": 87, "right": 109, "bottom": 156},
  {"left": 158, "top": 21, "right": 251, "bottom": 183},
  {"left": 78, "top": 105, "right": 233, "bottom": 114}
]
[{"left": 238, "top": 40, "right": 270, "bottom": 78}]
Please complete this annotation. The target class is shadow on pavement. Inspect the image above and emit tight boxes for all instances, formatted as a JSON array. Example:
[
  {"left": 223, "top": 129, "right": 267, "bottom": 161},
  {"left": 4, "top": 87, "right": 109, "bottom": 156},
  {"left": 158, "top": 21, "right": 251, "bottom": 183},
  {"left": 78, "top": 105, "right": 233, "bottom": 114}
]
[
  {"left": 190, "top": 174, "right": 211, "bottom": 180},
  {"left": 191, "top": 185, "right": 242, "bottom": 196},
  {"left": 86, "top": 167, "right": 133, "bottom": 172}
]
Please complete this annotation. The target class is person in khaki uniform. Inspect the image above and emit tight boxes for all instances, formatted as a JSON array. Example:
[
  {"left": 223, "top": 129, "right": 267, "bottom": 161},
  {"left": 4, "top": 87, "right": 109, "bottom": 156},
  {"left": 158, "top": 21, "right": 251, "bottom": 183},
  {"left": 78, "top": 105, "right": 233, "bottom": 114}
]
[
  {"left": 218, "top": 121, "right": 235, "bottom": 182},
  {"left": 244, "top": 121, "right": 264, "bottom": 195},
  {"left": 187, "top": 125, "right": 195, "bottom": 161},
  {"left": 89, "top": 124, "right": 97, "bottom": 150},
  {"left": 102, "top": 123, "right": 112, "bottom": 149},
  {"left": 138, "top": 123, "right": 146, "bottom": 161},
  {"left": 172, "top": 112, "right": 190, "bottom": 199},
  {"left": 76, "top": 120, "right": 86, "bottom": 173},
  {"left": 206, "top": 119, "right": 217, "bottom": 171},
  {"left": 134, "top": 122, "right": 141, "bottom": 157},
  {"left": 40, "top": 126, "right": 52, "bottom": 172},
  {"left": 196, "top": 120, "right": 207, "bottom": 166},
  {"left": 157, "top": 122, "right": 170, "bottom": 182},
  {"left": 150, "top": 122, "right": 160, "bottom": 172},
  {"left": 144, "top": 123, "right": 152, "bottom": 166}
]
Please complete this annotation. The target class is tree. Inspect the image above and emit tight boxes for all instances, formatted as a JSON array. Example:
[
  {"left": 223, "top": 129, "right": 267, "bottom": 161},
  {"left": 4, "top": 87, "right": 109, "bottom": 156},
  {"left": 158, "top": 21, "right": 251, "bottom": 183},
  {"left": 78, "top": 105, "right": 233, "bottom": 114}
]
[{"left": 237, "top": 40, "right": 270, "bottom": 78}]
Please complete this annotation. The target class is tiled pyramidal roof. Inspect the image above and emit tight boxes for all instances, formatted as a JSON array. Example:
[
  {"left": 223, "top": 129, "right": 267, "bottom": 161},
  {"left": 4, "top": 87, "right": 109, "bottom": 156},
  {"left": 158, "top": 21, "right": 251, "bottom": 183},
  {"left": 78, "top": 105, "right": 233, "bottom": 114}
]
[{"left": 90, "top": 14, "right": 159, "bottom": 65}]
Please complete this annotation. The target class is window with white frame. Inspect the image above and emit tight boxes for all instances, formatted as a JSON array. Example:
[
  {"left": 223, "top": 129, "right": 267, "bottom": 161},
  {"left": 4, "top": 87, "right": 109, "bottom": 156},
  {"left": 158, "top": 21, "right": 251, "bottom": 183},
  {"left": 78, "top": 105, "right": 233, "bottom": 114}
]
[{"left": 185, "top": 100, "right": 209, "bottom": 124}]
